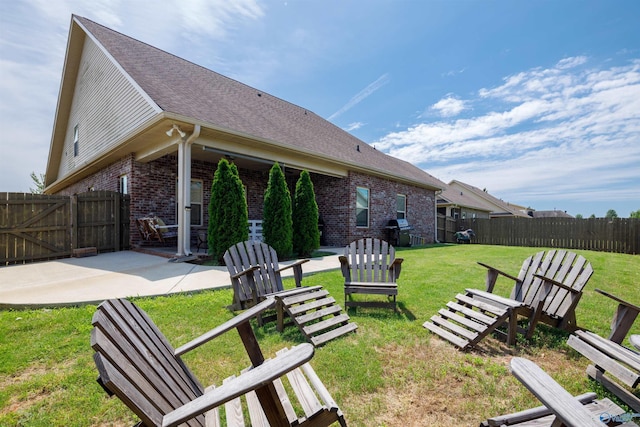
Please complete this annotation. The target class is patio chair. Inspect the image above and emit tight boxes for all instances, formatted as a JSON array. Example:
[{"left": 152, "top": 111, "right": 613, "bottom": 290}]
[
  {"left": 137, "top": 216, "right": 178, "bottom": 243},
  {"left": 425, "top": 250, "right": 593, "bottom": 350},
  {"left": 339, "top": 238, "right": 403, "bottom": 311},
  {"left": 481, "top": 357, "right": 632, "bottom": 426},
  {"left": 567, "top": 289, "right": 640, "bottom": 412},
  {"left": 224, "top": 241, "right": 357, "bottom": 346},
  {"left": 91, "top": 297, "right": 348, "bottom": 427}
]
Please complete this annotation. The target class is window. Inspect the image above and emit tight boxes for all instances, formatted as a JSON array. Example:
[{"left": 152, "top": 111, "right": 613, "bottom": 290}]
[
  {"left": 190, "top": 180, "right": 203, "bottom": 226},
  {"left": 176, "top": 179, "right": 203, "bottom": 226},
  {"left": 73, "top": 125, "right": 79, "bottom": 157},
  {"left": 396, "top": 194, "right": 406, "bottom": 219},
  {"left": 356, "top": 187, "right": 369, "bottom": 227},
  {"left": 119, "top": 175, "right": 128, "bottom": 194}
]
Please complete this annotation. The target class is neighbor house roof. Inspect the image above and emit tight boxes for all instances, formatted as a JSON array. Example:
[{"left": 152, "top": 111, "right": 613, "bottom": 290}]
[
  {"left": 47, "top": 15, "right": 444, "bottom": 192},
  {"left": 446, "top": 180, "right": 531, "bottom": 218},
  {"left": 437, "top": 183, "right": 493, "bottom": 213}
]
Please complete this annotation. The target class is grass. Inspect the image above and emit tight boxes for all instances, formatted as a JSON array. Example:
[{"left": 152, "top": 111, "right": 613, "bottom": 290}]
[{"left": 1, "top": 244, "right": 639, "bottom": 426}]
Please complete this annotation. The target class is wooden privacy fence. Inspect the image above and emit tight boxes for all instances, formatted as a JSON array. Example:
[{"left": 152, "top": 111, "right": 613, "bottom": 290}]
[
  {"left": 1, "top": 191, "right": 130, "bottom": 265},
  {"left": 457, "top": 217, "right": 639, "bottom": 255}
]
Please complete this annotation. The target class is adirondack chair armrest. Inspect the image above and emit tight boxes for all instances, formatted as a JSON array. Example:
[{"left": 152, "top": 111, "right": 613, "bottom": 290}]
[
  {"left": 595, "top": 288, "right": 640, "bottom": 312},
  {"left": 477, "top": 262, "right": 520, "bottom": 283},
  {"left": 338, "top": 255, "right": 350, "bottom": 281},
  {"left": 390, "top": 258, "right": 404, "bottom": 268},
  {"left": 230, "top": 265, "right": 260, "bottom": 281},
  {"left": 533, "top": 274, "right": 580, "bottom": 294},
  {"left": 163, "top": 343, "right": 315, "bottom": 427},
  {"left": 509, "top": 357, "right": 607, "bottom": 427},
  {"left": 174, "top": 297, "right": 276, "bottom": 356},
  {"left": 276, "top": 258, "right": 310, "bottom": 273}
]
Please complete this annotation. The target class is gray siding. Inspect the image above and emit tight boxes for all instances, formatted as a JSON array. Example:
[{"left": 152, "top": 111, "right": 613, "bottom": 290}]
[{"left": 58, "top": 36, "right": 158, "bottom": 178}]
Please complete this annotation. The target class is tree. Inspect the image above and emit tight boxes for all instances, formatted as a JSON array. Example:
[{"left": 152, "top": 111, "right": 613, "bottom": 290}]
[
  {"left": 292, "top": 170, "right": 320, "bottom": 257},
  {"left": 575, "top": 214, "right": 583, "bottom": 219},
  {"left": 605, "top": 209, "right": 618, "bottom": 219},
  {"left": 263, "top": 162, "right": 293, "bottom": 259},
  {"left": 30, "top": 171, "right": 45, "bottom": 194},
  {"left": 630, "top": 209, "right": 640, "bottom": 219},
  {"left": 208, "top": 159, "right": 248, "bottom": 262}
]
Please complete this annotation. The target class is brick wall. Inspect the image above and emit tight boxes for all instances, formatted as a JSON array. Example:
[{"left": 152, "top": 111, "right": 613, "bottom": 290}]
[{"left": 54, "top": 155, "right": 435, "bottom": 248}]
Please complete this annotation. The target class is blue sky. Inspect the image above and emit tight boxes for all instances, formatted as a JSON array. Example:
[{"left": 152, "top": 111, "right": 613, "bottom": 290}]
[{"left": 1, "top": 1, "right": 639, "bottom": 218}]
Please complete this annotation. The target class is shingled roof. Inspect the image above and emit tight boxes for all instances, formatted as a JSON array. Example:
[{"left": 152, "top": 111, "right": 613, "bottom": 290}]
[{"left": 74, "top": 15, "right": 443, "bottom": 190}]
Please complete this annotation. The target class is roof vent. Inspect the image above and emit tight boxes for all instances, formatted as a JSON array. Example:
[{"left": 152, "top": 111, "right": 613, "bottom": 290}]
[
  {"left": 257, "top": 93, "right": 262, "bottom": 97},
  {"left": 356, "top": 145, "right": 360, "bottom": 152}
]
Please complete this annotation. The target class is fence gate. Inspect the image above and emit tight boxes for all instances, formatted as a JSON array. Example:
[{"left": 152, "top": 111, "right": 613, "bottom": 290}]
[
  {"left": 1, "top": 191, "right": 130, "bottom": 265},
  {"left": 1, "top": 193, "right": 72, "bottom": 264}
]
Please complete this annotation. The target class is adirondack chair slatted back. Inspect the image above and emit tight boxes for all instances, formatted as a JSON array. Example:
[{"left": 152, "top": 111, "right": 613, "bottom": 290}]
[
  {"left": 344, "top": 238, "right": 397, "bottom": 283},
  {"left": 91, "top": 299, "right": 205, "bottom": 427},
  {"left": 224, "top": 241, "right": 285, "bottom": 305},
  {"left": 510, "top": 250, "right": 593, "bottom": 319},
  {"left": 543, "top": 253, "right": 593, "bottom": 318},
  {"left": 510, "top": 251, "right": 546, "bottom": 302}
]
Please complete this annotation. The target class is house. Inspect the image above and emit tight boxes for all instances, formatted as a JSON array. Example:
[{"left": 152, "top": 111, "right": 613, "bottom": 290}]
[
  {"left": 44, "top": 15, "right": 445, "bottom": 256},
  {"left": 437, "top": 180, "right": 531, "bottom": 219}
]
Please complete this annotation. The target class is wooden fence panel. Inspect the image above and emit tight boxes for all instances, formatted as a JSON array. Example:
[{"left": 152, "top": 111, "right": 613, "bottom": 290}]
[
  {"left": 1, "top": 192, "right": 130, "bottom": 265},
  {"left": 0, "top": 193, "right": 72, "bottom": 264},
  {"left": 458, "top": 217, "right": 639, "bottom": 255}
]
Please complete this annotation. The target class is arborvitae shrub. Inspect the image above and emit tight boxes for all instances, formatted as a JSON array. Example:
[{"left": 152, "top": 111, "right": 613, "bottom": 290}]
[
  {"left": 263, "top": 162, "right": 293, "bottom": 258},
  {"left": 293, "top": 170, "right": 320, "bottom": 257},
  {"left": 208, "top": 158, "right": 248, "bottom": 262}
]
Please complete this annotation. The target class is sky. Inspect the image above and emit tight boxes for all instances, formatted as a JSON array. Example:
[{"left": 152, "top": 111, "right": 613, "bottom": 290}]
[{"left": 1, "top": 1, "right": 639, "bottom": 218}]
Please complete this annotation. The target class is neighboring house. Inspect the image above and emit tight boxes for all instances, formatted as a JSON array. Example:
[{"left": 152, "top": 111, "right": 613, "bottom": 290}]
[
  {"left": 44, "top": 15, "right": 445, "bottom": 256},
  {"left": 436, "top": 184, "right": 492, "bottom": 220},
  {"left": 439, "top": 180, "right": 531, "bottom": 219}
]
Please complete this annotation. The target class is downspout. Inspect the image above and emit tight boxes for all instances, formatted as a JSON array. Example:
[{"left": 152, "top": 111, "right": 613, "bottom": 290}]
[
  {"left": 175, "top": 125, "right": 201, "bottom": 259},
  {"left": 434, "top": 189, "right": 442, "bottom": 243}
]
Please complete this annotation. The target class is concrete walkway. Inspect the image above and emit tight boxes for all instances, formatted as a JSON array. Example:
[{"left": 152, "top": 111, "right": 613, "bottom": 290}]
[{"left": 0, "top": 249, "right": 342, "bottom": 309}]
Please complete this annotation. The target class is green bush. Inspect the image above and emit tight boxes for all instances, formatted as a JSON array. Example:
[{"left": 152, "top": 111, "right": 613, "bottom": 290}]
[
  {"left": 263, "top": 162, "right": 293, "bottom": 258},
  {"left": 208, "top": 158, "right": 248, "bottom": 262},
  {"left": 293, "top": 170, "right": 320, "bottom": 257}
]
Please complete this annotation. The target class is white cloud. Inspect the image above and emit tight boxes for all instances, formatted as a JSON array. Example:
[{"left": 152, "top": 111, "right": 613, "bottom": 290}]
[
  {"left": 430, "top": 96, "right": 468, "bottom": 117},
  {"left": 373, "top": 57, "right": 640, "bottom": 211}
]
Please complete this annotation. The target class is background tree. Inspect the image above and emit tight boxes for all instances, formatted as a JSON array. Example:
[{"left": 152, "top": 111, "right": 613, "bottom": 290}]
[
  {"left": 630, "top": 209, "right": 640, "bottom": 219},
  {"left": 30, "top": 171, "right": 45, "bottom": 194},
  {"left": 292, "top": 170, "right": 320, "bottom": 257},
  {"left": 208, "top": 159, "right": 248, "bottom": 262},
  {"left": 605, "top": 209, "right": 618, "bottom": 219},
  {"left": 575, "top": 214, "right": 583, "bottom": 219},
  {"left": 263, "top": 162, "right": 293, "bottom": 258}
]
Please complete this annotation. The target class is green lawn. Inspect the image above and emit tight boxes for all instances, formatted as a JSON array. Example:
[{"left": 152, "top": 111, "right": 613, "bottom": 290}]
[{"left": 1, "top": 244, "right": 638, "bottom": 426}]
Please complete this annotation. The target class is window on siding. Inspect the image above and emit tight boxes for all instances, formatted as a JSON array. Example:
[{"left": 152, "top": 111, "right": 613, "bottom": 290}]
[
  {"left": 73, "top": 125, "right": 79, "bottom": 157},
  {"left": 356, "top": 187, "right": 369, "bottom": 228},
  {"left": 396, "top": 194, "right": 406, "bottom": 219},
  {"left": 119, "top": 175, "right": 128, "bottom": 194}
]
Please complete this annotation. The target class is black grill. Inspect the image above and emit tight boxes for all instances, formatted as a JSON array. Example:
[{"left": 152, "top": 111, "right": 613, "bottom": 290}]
[{"left": 386, "top": 219, "right": 413, "bottom": 246}]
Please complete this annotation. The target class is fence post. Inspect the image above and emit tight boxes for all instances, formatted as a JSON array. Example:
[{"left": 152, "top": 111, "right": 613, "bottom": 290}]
[
  {"left": 114, "top": 192, "right": 121, "bottom": 251},
  {"left": 70, "top": 194, "right": 78, "bottom": 251}
]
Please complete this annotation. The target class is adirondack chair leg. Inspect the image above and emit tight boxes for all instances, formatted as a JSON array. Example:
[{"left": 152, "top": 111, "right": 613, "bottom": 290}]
[
  {"left": 525, "top": 302, "right": 544, "bottom": 340},
  {"left": 276, "top": 299, "right": 286, "bottom": 332},
  {"left": 485, "top": 269, "right": 499, "bottom": 293}
]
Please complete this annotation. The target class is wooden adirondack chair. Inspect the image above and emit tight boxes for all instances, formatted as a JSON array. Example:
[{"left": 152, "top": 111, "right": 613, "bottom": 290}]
[
  {"left": 339, "top": 238, "right": 403, "bottom": 311},
  {"left": 425, "top": 250, "right": 593, "bottom": 350},
  {"left": 224, "top": 241, "right": 357, "bottom": 346},
  {"left": 91, "top": 297, "right": 348, "bottom": 427},
  {"left": 567, "top": 289, "right": 640, "bottom": 412},
  {"left": 481, "top": 357, "right": 633, "bottom": 427}
]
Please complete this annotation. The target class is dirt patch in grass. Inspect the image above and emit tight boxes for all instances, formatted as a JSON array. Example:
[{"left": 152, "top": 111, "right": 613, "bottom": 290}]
[
  {"left": 354, "top": 335, "right": 587, "bottom": 427},
  {"left": 0, "top": 361, "right": 72, "bottom": 417}
]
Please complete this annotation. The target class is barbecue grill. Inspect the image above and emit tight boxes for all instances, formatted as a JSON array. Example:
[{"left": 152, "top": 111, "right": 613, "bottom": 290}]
[{"left": 386, "top": 218, "right": 413, "bottom": 247}]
